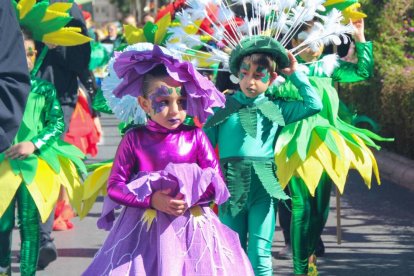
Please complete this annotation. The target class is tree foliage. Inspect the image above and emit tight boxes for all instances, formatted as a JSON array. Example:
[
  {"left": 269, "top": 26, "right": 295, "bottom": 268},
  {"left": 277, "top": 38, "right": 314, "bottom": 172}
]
[{"left": 341, "top": 0, "right": 414, "bottom": 158}]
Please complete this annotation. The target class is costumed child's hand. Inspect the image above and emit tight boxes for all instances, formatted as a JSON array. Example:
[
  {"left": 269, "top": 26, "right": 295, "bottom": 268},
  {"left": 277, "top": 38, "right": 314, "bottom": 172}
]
[
  {"left": 280, "top": 52, "right": 298, "bottom": 76},
  {"left": 151, "top": 188, "right": 188, "bottom": 216},
  {"left": 5, "top": 142, "right": 36, "bottom": 160},
  {"left": 351, "top": 18, "right": 366, "bottom": 42}
]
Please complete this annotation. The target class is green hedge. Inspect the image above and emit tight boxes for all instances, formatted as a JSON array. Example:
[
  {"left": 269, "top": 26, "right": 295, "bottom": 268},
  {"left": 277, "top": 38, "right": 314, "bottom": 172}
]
[{"left": 340, "top": 0, "right": 414, "bottom": 158}]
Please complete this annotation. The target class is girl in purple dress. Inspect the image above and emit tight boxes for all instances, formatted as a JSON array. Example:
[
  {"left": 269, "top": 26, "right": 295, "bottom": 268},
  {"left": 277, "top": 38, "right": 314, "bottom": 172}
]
[{"left": 83, "top": 43, "right": 254, "bottom": 276}]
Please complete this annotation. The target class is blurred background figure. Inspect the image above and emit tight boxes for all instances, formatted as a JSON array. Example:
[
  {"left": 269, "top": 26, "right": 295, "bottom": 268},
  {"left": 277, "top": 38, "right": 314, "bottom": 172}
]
[{"left": 123, "top": 14, "right": 137, "bottom": 27}]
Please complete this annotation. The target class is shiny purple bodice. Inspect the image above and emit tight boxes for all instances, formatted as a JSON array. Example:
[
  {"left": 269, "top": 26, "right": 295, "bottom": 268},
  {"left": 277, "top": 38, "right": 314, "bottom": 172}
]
[{"left": 107, "top": 120, "right": 220, "bottom": 208}]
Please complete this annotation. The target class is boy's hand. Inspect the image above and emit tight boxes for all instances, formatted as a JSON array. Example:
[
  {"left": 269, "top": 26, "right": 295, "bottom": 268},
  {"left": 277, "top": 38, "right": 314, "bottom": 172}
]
[
  {"left": 280, "top": 52, "right": 298, "bottom": 76},
  {"left": 5, "top": 142, "right": 36, "bottom": 160},
  {"left": 351, "top": 18, "right": 366, "bottom": 42},
  {"left": 151, "top": 189, "right": 187, "bottom": 216}
]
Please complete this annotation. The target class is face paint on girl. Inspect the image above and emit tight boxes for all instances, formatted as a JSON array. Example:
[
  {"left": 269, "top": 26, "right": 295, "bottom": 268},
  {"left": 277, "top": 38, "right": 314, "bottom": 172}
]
[{"left": 149, "top": 85, "right": 171, "bottom": 114}]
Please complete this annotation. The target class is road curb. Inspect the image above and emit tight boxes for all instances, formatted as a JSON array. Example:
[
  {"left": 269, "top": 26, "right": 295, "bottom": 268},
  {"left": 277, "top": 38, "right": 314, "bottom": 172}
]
[{"left": 375, "top": 149, "right": 414, "bottom": 192}]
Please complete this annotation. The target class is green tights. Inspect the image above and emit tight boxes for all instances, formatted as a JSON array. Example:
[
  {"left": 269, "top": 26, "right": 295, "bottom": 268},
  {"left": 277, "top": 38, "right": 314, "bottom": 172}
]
[
  {"left": 0, "top": 184, "right": 39, "bottom": 276},
  {"left": 219, "top": 172, "right": 276, "bottom": 276},
  {"left": 289, "top": 173, "right": 332, "bottom": 275}
]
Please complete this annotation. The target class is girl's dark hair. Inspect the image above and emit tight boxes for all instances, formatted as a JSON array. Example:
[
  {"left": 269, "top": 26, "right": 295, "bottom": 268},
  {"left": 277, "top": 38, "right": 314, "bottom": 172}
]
[
  {"left": 141, "top": 65, "right": 169, "bottom": 98},
  {"left": 242, "top": 53, "right": 277, "bottom": 74}
]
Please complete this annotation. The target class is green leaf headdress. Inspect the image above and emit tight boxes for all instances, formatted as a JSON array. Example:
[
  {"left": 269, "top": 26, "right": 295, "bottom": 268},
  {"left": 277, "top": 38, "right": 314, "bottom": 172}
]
[{"left": 13, "top": 0, "right": 91, "bottom": 46}]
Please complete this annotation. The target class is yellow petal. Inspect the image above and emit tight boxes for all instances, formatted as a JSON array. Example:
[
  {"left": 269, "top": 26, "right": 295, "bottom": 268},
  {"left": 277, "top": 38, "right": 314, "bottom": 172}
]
[
  {"left": 42, "top": 10, "right": 70, "bottom": 22},
  {"left": 124, "top": 24, "right": 146, "bottom": 44},
  {"left": 324, "top": 0, "right": 347, "bottom": 7},
  {"left": 83, "top": 163, "right": 112, "bottom": 200},
  {"left": 26, "top": 159, "right": 60, "bottom": 223},
  {"left": 154, "top": 13, "right": 171, "bottom": 44},
  {"left": 47, "top": 2, "right": 72, "bottom": 13},
  {"left": 79, "top": 188, "right": 103, "bottom": 219},
  {"left": 0, "top": 160, "right": 22, "bottom": 217},
  {"left": 42, "top": 28, "right": 92, "bottom": 46},
  {"left": 17, "top": 0, "right": 36, "bottom": 19},
  {"left": 141, "top": 209, "right": 157, "bottom": 231},
  {"left": 342, "top": 3, "right": 367, "bottom": 22},
  {"left": 276, "top": 147, "right": 302, "bottom": 189},
  {"left": 58, "top": 157, "right": 83, "bottom": 215},
  {"left": 181, "top": 52, "right": 216, "bottom": 68},
  {"left": 347, "top": 136, "right": 373, "bottom": 187},
  {"left": 296, "top": 154, "right": 325, "bottom": 197},
  {"left": 184, "top": 24, "right": 200, "bottom": 35}
]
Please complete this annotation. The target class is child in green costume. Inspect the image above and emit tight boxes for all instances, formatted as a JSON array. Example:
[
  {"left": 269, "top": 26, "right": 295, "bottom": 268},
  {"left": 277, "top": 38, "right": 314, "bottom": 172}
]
[
  {"left": 203, "top": 36, "right": 322, "bottom": 276},
  {"left": 273, "top": 18, "right": 389, "bottom": 275}
]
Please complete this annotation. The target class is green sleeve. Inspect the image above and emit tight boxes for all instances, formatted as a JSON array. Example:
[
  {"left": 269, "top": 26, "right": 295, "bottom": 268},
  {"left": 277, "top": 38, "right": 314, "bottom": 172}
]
[
  {"left": 203, "top": 124, "right": 218, "bottom": 148},
  {"left": 332, "top": 41, "right": 374, "bottom": 83},
  {"left": 31, "top": 87, "right": 65, "bottom": 151},
  {"left": 278, "top": 71, "right": 322, "bottom": 125}
]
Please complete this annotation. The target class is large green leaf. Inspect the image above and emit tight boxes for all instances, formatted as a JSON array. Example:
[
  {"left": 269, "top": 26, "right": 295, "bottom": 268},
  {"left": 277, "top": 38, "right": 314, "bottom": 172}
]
[
  {"left": 252, "top": 162, "right": 289, "bottom": 200},
  {"left": 239, "top": 106, "right": 257, "bottom": 138}
]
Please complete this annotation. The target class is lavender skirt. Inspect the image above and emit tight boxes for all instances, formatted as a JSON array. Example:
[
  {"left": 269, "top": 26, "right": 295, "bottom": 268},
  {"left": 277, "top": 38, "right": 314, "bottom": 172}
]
[{"left": 83, "top": 163, "right": 254, "bottom": 276}]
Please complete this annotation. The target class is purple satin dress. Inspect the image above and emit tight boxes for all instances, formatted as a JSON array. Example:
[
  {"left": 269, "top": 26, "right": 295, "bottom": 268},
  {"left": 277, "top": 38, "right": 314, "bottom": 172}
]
[{"left": 83, "top": 120, "right": 254, "bottom": 276}]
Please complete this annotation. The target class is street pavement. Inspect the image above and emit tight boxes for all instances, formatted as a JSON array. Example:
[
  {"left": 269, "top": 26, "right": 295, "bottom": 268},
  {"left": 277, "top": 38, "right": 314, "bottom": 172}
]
[{"left": 11, "top": 114, "right": 414, "bottom": 275}]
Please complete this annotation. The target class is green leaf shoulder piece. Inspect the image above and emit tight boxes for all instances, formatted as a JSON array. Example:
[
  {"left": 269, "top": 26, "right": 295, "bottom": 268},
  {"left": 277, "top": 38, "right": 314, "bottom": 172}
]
[
  {"left": 257, "top": 101, "right": 285, "bottom": 126},
  {"left": 203, "top": 96, "right": 242, "bottom": 129}
]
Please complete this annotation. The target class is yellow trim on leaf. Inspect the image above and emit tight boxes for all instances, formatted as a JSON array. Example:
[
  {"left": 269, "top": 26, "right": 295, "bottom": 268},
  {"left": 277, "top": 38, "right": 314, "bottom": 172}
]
[{"left": 17, "top": 0, "right": 36, "bottom": 20}]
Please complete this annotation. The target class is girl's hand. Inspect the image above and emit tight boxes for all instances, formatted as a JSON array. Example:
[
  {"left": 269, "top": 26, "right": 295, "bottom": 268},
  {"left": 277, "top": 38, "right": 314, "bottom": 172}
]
[
  {"left": 351, "top": 18, "right": 366, "bottom": 42},
  {"left": 280, "top": 52, "right": 298, "bottom": 76},
  {"left": 151, "top": 189, "right": 187, "bottom": 216},
  {"left": 5, "top": 142, "right": 36, "bottom": 160}
]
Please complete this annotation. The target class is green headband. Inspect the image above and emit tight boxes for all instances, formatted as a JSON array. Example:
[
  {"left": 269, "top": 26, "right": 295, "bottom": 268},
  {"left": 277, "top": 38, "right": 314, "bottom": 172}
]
[{"left": 229, "top": 36, "right": 290, "bottom": 75}]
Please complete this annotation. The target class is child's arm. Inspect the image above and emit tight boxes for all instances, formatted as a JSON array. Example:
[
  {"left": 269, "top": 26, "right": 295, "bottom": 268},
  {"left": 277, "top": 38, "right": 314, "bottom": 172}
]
[
  {"left": 108, "top": 131, "right": 187, "bottom": 215},
  {"left": 195, "top": 129, "right": 223, "bottom": 204},
  {"left": 278, "top": 72, "right": 323, "bottom": 125},
  {"left": 107, "top": 131, "right": 150, "bottom": 208},
  {"left": 332, "top": 19, "right": 374, "bottom": 83},
  {"left": 6, "top": 84, "right": 64, "bottom": 159},
  {"left": 30, "top": 85, "right": 65, "bottom": 151}
]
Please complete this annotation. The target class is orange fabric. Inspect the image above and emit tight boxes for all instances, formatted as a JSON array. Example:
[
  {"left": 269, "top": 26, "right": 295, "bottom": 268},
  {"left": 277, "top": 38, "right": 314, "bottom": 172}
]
[
  {"left": 53, "top": 200, "right": 75, "bottom": 231},
  {"left": 64, "top": 90, "right": 100, "bottom": 156}
]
